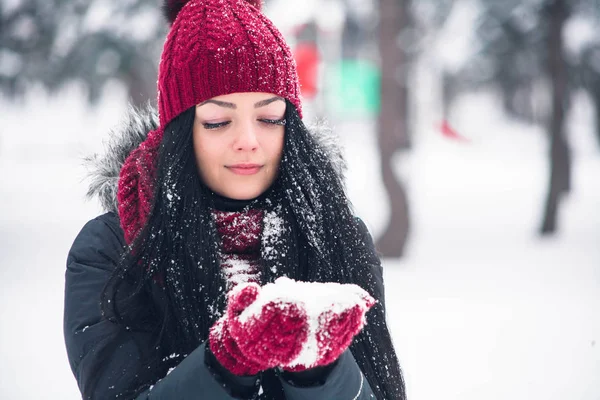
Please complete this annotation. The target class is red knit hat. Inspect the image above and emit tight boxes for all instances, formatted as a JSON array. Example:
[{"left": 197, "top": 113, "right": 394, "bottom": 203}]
[{"left": 117, "top": 0, "right": 302, "bottom": 244}]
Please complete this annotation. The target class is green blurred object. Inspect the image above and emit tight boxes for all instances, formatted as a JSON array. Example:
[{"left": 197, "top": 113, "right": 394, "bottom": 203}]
[{"left": 326, "top": 59, "right": 381, "bottom": 118}]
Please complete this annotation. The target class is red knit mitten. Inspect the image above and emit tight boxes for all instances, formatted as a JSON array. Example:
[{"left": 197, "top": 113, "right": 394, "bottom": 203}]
[
  {"left": 273, "top": 278, "right": 376, "bottom": 372},
  {"left": 209, "top": 282, "right": 309, "bottom": 376},
  {"left": 208, "top": 316, "right": 266, "bottom": 376}
]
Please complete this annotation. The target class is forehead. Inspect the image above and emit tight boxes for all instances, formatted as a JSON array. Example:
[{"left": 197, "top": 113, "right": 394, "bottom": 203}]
[
  {"left": 213, "top": 92, "right": 277, "bottom": 101},
  {"left": 197, "top": 92, "right": 286, "bottom": 112}
]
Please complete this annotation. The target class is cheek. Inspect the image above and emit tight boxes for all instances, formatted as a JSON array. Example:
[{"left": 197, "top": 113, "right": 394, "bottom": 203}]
[
  {"left": 268, "top": 133, "right": 285, "bottom": 164},
  {"left": 192, "top": 133, "right": 204, "bottom": 167},
  {"left": 193, "top": 133, "right": 220, "bottom": 180}
]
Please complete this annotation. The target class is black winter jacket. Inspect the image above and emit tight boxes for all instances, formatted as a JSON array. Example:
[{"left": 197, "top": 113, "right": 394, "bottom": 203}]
[{"left": 64, "top": 212, "right": 380, "bottom": 399}]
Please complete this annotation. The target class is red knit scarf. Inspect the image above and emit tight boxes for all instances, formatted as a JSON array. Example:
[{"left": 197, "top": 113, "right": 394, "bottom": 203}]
[{"left": 213, "top": 209, "right": 264, "bottom": 291}]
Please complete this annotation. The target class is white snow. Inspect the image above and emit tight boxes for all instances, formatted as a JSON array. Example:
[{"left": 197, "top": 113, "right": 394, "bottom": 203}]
[
  {"left": 234, "top": 277, "right": 373, "bottom": 368},
  {"left": 222, "top": 256, "right": 254, "bottom": 273},
  {"left": 340, "top": 89, "right": 600, "bottom": 400},
  {"left": 0, "top": 5, "right": 599, "bottom": 399},
  {"left": 262, "top": 205, "right": 286, "bottom": 260},
  {"left": 221, "top": 254, "right": 260, "bottom": 289}
]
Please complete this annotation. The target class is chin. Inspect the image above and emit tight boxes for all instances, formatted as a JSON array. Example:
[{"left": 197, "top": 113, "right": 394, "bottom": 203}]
[{"left": 223, "top": 187, "right": 266, "bottom": 200}]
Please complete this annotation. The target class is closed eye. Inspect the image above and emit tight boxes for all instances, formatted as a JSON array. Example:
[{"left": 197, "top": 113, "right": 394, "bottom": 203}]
[
  {"left": 202, "top": 119, "right": 285, "bottom": 130},
  {"left": 203, "top": 121, "right": 231, "bottom": 130},
  {"left": 259, "top": 118, "right": 286, "bottom": 126}
]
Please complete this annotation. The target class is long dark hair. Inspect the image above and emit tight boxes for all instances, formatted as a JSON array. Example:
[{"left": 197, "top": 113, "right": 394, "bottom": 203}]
[{"left": 88, "top": 101, "right": 406, "bottom": 399}]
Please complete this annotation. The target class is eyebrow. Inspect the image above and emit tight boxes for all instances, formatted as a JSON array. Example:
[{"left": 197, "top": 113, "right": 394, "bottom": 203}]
[
  {"left": 254, "top": 96, "right": 284, "bottom": 108},
  {"left": 198, "top": 96, "right": 284, "bottom": 109}
]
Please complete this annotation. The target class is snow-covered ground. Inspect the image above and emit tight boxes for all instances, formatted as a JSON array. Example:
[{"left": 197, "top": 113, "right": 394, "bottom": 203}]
[
  {"left": 0, "top": 82, "right": 598, "bottom": 399},
  {"left": 340, "top": 90, "right": 600, "bottom": 399}
]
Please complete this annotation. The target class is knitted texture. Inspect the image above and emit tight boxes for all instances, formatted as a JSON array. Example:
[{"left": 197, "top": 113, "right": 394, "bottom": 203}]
[
  {"left": 209, "top": 278, "right": 375, "bottom": 376},
  {"left": 214, "top": 209, "right": 264, "bottom": 291},
  {"left": 282, "top": 302, "right": 372, "bottom": 372},
  {"left": 209, "top": 316, "right": 268, "bottom": 376},
  {"left": 158, "top": 0, "right": 302, "bottom": 128},
  {"left": 117, "top": 128, "right": 163, "bottom": 244},
  {"left": 117, "top": 0, "right": 302, "bottom": 242},
  {"left": 209, "top": 282, "right": 308, "bottom": 376}
]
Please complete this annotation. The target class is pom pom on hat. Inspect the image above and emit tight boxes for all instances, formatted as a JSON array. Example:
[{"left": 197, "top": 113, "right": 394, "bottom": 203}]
[
  {"left": 162, "top": 0, "right": 262, "bottom": 25},
  {"left": 162, "top": 0, "right": 192, "bottom": 25}
]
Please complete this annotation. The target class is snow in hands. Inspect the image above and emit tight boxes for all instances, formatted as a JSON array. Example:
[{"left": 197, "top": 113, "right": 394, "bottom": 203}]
[{"left": 230, "top": 277, "right": 376, "bottom": 370}]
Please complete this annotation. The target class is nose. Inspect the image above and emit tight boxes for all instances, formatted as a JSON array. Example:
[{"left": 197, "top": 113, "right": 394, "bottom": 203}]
[{"left": 233, "top": 122, "right": 259, "bottom": 152}]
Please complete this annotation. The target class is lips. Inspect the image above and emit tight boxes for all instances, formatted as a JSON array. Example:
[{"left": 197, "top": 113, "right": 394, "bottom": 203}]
[{"left": 227, "top": 164, "right": 263, "bottom": 176}]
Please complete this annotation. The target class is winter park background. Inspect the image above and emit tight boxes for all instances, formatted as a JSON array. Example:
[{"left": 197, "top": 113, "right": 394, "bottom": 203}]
[{"left": 1, "top": 0, "right": 599, "bottom": 399}]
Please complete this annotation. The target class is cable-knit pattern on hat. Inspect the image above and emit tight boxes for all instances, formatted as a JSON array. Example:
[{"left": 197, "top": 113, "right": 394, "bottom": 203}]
[{"left": 156, "top": 0, "right": 301, "bottom": 128}]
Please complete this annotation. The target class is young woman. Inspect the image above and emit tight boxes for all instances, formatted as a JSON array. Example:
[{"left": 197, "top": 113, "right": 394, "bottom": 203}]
[{"left": 63, "top": 1, "right": 406, "bottom": 399}]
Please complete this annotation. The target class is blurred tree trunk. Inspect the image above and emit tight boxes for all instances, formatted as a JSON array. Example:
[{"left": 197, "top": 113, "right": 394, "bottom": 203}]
[
  {"left": 540, "top": 0, "right": 571, "bottom": 235},
  {"left": 375, "top": 0, "right": 410, "bottom": 257},
  {"left": 127, "top": 71, "right": 156, "bottom": 108},
  {"left": 126, "top": 53, "right": 159, "bottom": 108},
  {"left": 591, "top": 88, "right": 600, "bottom": 149}
]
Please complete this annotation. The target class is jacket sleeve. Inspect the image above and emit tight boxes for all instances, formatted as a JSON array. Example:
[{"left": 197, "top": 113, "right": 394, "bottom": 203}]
[
  {"left": 64, "top": 213, "right": 258, "bottom": 400},
  {"left": 278, "top": 349, "right": 375, "bottom": 399},
  {"left": 136, "top": 343, "right": 259, "bottom": 400}
]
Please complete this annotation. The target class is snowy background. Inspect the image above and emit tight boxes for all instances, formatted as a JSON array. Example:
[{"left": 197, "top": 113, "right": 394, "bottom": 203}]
[{"left": 1, "top": 1, "right": 599, "bottom": 399}]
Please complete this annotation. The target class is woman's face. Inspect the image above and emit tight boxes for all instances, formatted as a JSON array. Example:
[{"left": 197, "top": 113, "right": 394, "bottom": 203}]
[{"left": 193, "top": 92, "right": 286, "bottom": 200}]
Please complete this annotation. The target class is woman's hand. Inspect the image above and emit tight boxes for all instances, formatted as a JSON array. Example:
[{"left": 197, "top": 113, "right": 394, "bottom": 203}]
[
  {"left": 209, "top": 277, "right": 375, "bottom": 376},
  {"left": 274, "top": 278, "right": 375, "bottom": 372},
  {"left": 209, "top": 281, "right": 309, "bottom": 376}
]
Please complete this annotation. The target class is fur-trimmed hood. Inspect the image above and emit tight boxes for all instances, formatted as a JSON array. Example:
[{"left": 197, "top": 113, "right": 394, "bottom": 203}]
[{"left": 85, "top": 104, "right": 346, "bottom": 214}]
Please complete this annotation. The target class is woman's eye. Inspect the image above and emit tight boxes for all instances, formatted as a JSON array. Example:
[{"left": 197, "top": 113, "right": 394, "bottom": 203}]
[
  {"left": 259, "top": 118, "right": 286, "bottom": 126},
  {"left": 203, "top": 121, "right": 231, "bottom": 130}
]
